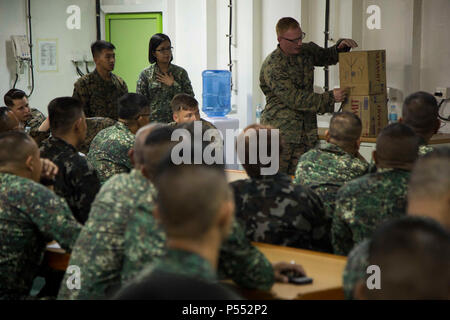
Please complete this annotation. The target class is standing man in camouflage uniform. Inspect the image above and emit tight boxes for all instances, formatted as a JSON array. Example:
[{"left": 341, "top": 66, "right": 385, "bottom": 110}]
[
  {"left": 4, "top": 89, "right": 49, "bottom": 145},
  {"left": 231, "top": 124, "right": 332, "bottom": 253},
  {"left": 294, "top": 112, "right": 368, "bottom": 216},
  {"left": 331, "top": 123, "right": 419, "bottom": 256},
  {"left": 260, "top": 17, "right": 357, "bottom": 175},
  {"left": 0, "top": 132, "right": 81, "bottom": 299},
  {"left": 400, "top": 91, "right": 441, "bottom": 156},
  {"left": 87, "top": 93, "right": 150, "bottom": 184},
  {"left": 73, "top": 40, "right": 128, "bottom": 120},
  {"left": 40, "top": 97, "right": 101, "bottom": 224}
]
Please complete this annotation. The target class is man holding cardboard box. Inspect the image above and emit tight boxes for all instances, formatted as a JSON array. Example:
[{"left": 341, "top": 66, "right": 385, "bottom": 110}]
[{"left": 260, "top": 17, "right": 357, "bottom": 175}]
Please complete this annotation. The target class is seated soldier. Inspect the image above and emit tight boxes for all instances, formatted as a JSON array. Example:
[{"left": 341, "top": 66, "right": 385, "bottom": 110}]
[
  {"left": 294, "top": 112, "right": 368, "bottom": 216},
  {"left": 343, "top": 147, "right": 450, "bottom": 299},
  {"left": 332, "top": 123, "right": 419, "bottom": 255},
  {"left": 40, "top": 97, "right": 101, "bottom": 224},
  {"left": 0, "top": 131, "right": 81, "bottom": 300},
  {"left": 0, "top": 106, "right": 22, "bottom": 133},
  {"left": 114, "top": 164, "right": 243, "bottom": 300},
  {"left": 58, "top": 123, "right": 160, "bottom": 300},
  {"left": 400, "top": 91, "right": 440, "bottom": 156},
  {"left": 87, "top": 93, "right": 150, "bottom": 184},
  {"left": 353, "top": 216, "right": 450, "bottom": 300},
  {"left": 4, "top": 89, "right": 49, "bottom": 145},
  {"left": 79, "top": 117, "right": 116, "bottom": 155},
  {"left": 230, "top": 124, "right": 331, "bottom": 253}
]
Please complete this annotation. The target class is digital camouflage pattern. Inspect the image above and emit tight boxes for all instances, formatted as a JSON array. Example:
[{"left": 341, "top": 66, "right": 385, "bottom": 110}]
[
  {"left": 418, "top": 143, "right": 433, "bottom": 156},
  {"left": 331, "top": 168, "right": 411, "bottom": 255},
  {"left": 87, "top": 121, "right": 134, "bottom": 184},
  {"left": 230, "top": 172, "right": 332, "bottom": 253},
  {"left": 73, "top": 69, "right": 128, "bottom": 120},
  {"left": 0, "top": 173, "right": 81, "bottom": 300},
  {"left": 57, "top": 169, "right": 155, "bottom": 300},
  {"left": 168, "top": 118, "right": 224, "bottom": 148},
  {"left": 136, "top": 63, "right": 194, "bottom": 123},
  {"left": 342, "top": 239, "right": 370, "bottom": 300},
  {"left": 26, "top": 108, "right": 49, "bottom": 146},
  {"left": 40, "top": 136, "right": 101, "bottom": 224},
  {"left": 293, "top": 142, "right": 369, "bottom": 216},
  {"left": 79, "top": 117, "right": 116, "bottom": 155},
  {"left": 122, "top": 208, "right": 276, "bottom": 291},
  {"left": 260, "top": 42, "right": 344, "bottom": 174}
]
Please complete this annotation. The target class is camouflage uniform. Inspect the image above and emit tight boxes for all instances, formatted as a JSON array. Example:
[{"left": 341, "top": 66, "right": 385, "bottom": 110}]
[
  {"left": 230, "top": 172, "right": 332, "bottom": 253},
  {"left": 73, "top": 69, "right": 128, "bottom": 120},
  {"left": 40, "top": 136, "right": 101, "bottom": 224},
  {"left": 87, "top": 121, "right": 134, "bottom": 184},
  {"left": 0, "top": 173, "right": 81, "bottom": 300},
  {"left": 57, "top": 169, "right": 154, "bottom": 300},
  {"left": 25, "top": 108, "right": 49, "bottom": 146},
  {"left": 79, "top": 117, "right": 116, "bottom": 155},
  {"left": 260, "top": 42, "right": 348, "bottom": 175},
  {"left": 342, "top": 239, "right": 370, "bottom": 300},
  {"left": 136, "top": 63, "right": 194, "bottom": 123},
  {"left": 122, "top": 205, "right": 275, "bottom": 291},
  {"left": 331, "top": 168, "right": 411, "bottom": 255},
  {"left": 418, "top": 136, "right": 434, "bottom": 156},
  {"left": 293, "top": 142, "right": 369, "bottom": 216},
  {"left": 168, "top": 118, "right": 224, "bottom": 149}
]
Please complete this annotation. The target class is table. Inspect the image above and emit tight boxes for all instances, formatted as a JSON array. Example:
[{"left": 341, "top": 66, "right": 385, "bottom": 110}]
[{"left": 237, "top": 242, "right": 347, "bottom": 300}]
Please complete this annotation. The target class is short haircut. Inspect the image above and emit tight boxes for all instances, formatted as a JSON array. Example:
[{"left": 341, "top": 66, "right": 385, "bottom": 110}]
[
  {"left": 91, "top": 40, "right": 115, "bottom": 58},
  {"left": 376, "top": 123, "right": 419, "bottom": 165},
  {"left": 329, "top": 112, "right": 362, "bottom": 144},
  {"left": 237, "top": 124, "right": 282, "bottom": 178},
  {"left": 133, "top": 123, "right": 166, "bottom": 166},
  {"left": 408, "top": 147, "right": 450, "bottom": 201},
  {"left": 0, "top": 107, "right": 14, "bottom": 133},
  {"left": 148, "top": 33, "right": 172, "bottom": 64},
  {"left": 276, "top": 17, "right": 300, "bottom": 36},
  {"left": 4, "top": 89, "right": 26, "bottom": 107},
  {"left": 142, "top": 124, "right": 177, "bottom": 179},
  {"left": 117, "top": 93, "right": 149, "bottom": 120},
  {"left": 366, "top": 216, "right": 450, "bottom": 299},
  {"left": 170, "top": 94, "right": 198, "bottom": 113},
  {"left": 156, "top": 164, "right": 232, "bottom": 240},
  {"left": 402, "top": 91, "right": 439, "bottom": 136},
  {"left": 0, "top": 131, "right": 36, "bottom": 167},
  {"left": 48, "top": 97, "right": 83, "bottom": 134}
]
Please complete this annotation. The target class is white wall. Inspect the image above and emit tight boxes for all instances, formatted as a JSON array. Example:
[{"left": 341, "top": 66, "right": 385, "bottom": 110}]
[{"left": 0, "top": 0, "right": 96, "bottom": 114}]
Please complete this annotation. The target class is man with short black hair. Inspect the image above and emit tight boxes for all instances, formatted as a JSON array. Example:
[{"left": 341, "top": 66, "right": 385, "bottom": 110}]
[
  {"left": 87, "top": 93, "right": 150, "bottom": 184},
  {"left": 400, "top": 91, "right": 441, "bottom": 156},
  {"left": 294, "top": 112, "right": 368, "bottom": 216},
  {"left": 40, "top": 97, "right": 101, "bottom": 224},
  {"left": 4, "top": 89, "right": 49, "bottom": 144},
  {"left": 73, "top": 40, "right": 128, "bottom": 119},
  {"left": 332, "top": 123, "right": 419, "bottom": 255},
  {"left": 354, "top": 216, "right": 450, "bottom": 300},
  {"left": 0, "top": 106, "right": 22, "bottom": 133},
  {"left": 0, "top": 131, "right": 81, "bottom": 299}
]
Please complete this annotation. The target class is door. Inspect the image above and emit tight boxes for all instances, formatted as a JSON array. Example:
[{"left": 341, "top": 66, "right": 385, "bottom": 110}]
[{"left": 105, "top": 13, "right": 162, "bottom": 92}]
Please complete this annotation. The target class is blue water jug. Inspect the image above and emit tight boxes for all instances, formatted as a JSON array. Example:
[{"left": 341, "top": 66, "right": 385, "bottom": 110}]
[{"left": 202, "top": 70, "right": 231, "bottom": 117}]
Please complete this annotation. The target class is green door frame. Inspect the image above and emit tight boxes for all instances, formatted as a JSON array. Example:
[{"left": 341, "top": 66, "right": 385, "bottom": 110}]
[{"left": 105, "top": 13, "right": 163, "bottom": 43}]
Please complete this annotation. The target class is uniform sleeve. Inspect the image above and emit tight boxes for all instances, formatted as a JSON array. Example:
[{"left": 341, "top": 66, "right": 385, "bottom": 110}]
[
  {"left": 178, "top": 68, "right": 195, "bottom": 97},
  {"left": 25, "top": 187, "right": 81, "bottom": 252},
  {"left": 73, "top": 79, "right": 91, "bottom": 117},
  {"left": 218, "top": 220, "right": 275, "bottom": 291},
  {"left": 136, "top": 71, "right": 150, "bottom": 99},
  {"left": 342, "top": 239, "right": 371, "bottom": 300},
  {"left": 331, "top": 188, "right": 356, "bottom": 256},
  {"left": 262, "top": 63, "right": 335, "bottom": 114},
  {"left": 71, "top": 159, "right": 101, "bottom": 224},
  {"left": 306, "top": 41, "right": 340, "bottom": 66}
]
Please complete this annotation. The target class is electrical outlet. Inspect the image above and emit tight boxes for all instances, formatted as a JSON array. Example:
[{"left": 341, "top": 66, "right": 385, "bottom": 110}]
[{"left": 434, "top": 87, "right": 450, "bottom": 99}]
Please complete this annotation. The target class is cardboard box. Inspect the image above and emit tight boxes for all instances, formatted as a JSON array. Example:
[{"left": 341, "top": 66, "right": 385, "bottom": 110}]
[
  {"left": 342, "top": 94, "right": 388, "bottom": 137},
  {"left": 339, "top": 50, "right": 387, "bottom": 96}
]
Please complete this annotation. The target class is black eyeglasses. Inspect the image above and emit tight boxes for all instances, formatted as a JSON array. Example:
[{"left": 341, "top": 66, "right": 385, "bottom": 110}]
[
  {"left": 281, "top": 32, "right": 306, "bottom": 43},
  {"left": 155, "top": 46, "right": 173, "bottom": 53}
]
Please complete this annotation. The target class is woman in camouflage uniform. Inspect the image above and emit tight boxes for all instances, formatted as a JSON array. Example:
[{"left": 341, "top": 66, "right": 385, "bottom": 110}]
[{"left": 136, "top": 33, "right": 194, "bottom": 123}]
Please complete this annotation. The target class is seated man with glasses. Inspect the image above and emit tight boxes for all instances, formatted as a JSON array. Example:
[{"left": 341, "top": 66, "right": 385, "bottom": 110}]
[
  {"left": 88, "top": 93, "right": 151, "bottom": 184},
  {"left": 260, "top": 17, "right": 358, "bottom": 175}
]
